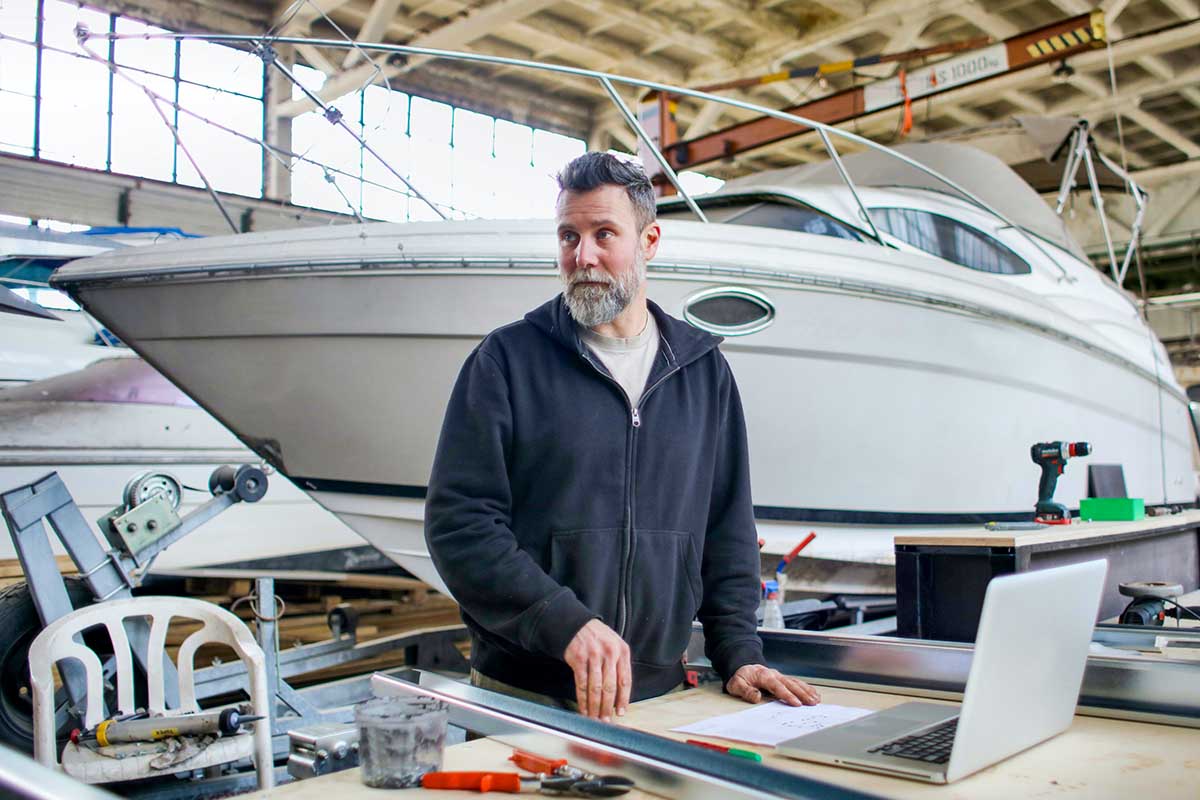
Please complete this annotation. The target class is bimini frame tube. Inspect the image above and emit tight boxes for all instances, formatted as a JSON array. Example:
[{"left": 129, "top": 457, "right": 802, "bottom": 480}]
[{"left": 80, "top": 29, "right": 1070, "bottom": 277}]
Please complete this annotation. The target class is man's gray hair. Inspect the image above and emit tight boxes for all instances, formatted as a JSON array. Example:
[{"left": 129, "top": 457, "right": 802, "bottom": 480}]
[{"left": 556, "top": 152, "right": 657, "bottom": 231}]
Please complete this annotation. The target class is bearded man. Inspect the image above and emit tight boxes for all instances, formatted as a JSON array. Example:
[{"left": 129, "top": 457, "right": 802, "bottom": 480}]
[{"left": 425, "top": 152, "right": 819, "bottom": 721}]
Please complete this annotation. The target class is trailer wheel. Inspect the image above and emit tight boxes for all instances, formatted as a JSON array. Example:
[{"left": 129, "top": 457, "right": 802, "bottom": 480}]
[{"left": 0, "top": 579, "right": 101, "bottom": 753}]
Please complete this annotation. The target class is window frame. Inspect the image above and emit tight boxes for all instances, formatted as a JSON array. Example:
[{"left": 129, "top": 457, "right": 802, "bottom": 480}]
[
  {"left": 658, "top": 191, "right": 869, "bottom": 243},
  {"left": 868, "top": 205, "right": 1033, "bottom": 276},
  {"left": 682, "top": 285, "right": 776, "bottom": 337}
]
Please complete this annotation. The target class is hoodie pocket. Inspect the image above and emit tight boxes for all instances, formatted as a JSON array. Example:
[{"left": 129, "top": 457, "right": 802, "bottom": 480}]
[
  {"left": 626, "top": 529, "right": 702, "bottom": 667},
  {"left": 548, "top": 528, "right": 622, "bottom": 628}
]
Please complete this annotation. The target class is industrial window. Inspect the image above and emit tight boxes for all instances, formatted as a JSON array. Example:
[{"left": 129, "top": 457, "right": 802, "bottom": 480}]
[
  {"left": 291, "top": 66, "right": 588, "bottom": 222},
  {"left": 0, "top": 1, "right": 697, "bottom": 225},
  {"left": 684, "top": 287, "right": 775, "bottom": 336},
  {"left": 869, "top": 207, "right": 1031, "bottom": 275},
  {"left": 1, "top": 0, "right": 266, "bottom": 197},
  {"left": 659, "top": 198, "right": 862, "bottom": 242}
]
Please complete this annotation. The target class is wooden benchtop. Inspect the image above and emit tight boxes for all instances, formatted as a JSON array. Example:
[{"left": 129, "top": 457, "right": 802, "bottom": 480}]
[
  {"left": 894, "top": 508, "right": 1200, "bottom": 549},
  {"left": 248, "top": 683, "right": 1200, "bottom": 799},
  {"left": 245, "top": 736, "right": 660, "bottom": 799},
  {"left": 626, "top": 684, "right": 1200, "bottom": 799}
]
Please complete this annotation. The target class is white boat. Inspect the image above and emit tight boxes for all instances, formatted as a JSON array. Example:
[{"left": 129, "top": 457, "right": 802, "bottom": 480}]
[
  {"left": 48, "top": 148, "right": 1193, "bottom": 593},
  {"left": 0, "top": 224, "right": 366, "bottom": 573},
  {"left": 44, "top": 38, "right": 1194, "bottom": 595},
  {"left": 0, "top": 356, "right": 368, "bottom": 570},
  {"left": 0, "top": 223, "right": 134, "bottom": 388}
]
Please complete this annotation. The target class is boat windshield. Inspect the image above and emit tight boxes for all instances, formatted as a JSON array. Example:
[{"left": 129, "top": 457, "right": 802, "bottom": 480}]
[
  {"left": 658, "top": 196, "right": 863, "bottom": 242},
  {"left": 869, "top": 207, "right": 1032, "bottom": 275}
]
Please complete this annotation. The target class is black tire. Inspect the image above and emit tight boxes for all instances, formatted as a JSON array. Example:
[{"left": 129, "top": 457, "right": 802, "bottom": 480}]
[{"left": 0, "top": 578, "right": 96, "bottom": 753}]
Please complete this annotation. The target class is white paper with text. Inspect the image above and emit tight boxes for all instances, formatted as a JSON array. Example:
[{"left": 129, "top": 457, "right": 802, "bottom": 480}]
[{"left": 672, "top": 701, "right": 873, "bottom": 747}]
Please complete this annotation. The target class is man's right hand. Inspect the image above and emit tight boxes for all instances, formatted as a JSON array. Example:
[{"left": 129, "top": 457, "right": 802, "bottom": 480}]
[{"left": 563, "top": 619, "right": 631, "bottom": 722}]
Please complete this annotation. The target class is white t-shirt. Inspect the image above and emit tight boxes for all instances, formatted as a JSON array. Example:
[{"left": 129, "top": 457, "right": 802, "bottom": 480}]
[{"left": 580, "top": 312, "right": 660, "bottom": 407}]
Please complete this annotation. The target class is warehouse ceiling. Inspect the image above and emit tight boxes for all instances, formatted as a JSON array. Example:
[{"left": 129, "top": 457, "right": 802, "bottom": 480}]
[{"left": 98, "top": 0, "right": 1200, "bottom": 177}]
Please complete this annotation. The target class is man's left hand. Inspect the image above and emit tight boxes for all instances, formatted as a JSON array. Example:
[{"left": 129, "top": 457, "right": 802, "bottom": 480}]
[{"left": 726, "top": 664, "right": 821, "bottom": 706}]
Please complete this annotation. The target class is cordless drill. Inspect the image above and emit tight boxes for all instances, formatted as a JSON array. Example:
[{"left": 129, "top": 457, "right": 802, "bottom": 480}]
[{"left": 1030, "top": 441, "right": 1091, "bottom": 524}]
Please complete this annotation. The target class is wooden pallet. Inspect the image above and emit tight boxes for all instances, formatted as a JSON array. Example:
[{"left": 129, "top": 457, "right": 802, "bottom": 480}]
[
  {"left": 0, "top": 556, "right": 77, "bottom": 590},
  {"left": 153, "top": 570, "right": 465, "bottom": 682}
]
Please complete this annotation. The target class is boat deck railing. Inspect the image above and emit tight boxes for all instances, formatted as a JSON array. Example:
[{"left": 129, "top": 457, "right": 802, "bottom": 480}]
[{"left": 73, "top": 6, "right": 1143, "bottom": 286}]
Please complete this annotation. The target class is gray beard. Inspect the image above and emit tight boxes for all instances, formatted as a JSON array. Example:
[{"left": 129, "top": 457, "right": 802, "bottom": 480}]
[{"left": 561, "top": 255, "right": 645, "bottom": 328}]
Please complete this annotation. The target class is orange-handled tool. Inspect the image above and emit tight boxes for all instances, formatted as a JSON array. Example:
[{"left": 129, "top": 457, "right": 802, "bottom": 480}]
[
  {"left": 420, "top": 771, "right": 533, "bottom": 792},
  {"left": 510, "top": 749, "right": 575, "bottom": 776}
]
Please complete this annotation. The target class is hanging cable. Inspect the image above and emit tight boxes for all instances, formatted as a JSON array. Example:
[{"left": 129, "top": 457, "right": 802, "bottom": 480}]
[
  {"left": 77, "top": 25, "right": 240, "bottom": 233},
  {"left": 75, "top": 30, "right": 464, "bottom": 224},
  {"left": 255, "top": 40, "right": 447, "bottom": 220}
]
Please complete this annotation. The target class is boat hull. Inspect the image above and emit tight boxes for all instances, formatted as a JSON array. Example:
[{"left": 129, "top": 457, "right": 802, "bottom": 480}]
[
  {"left": 51, "top": 222, "right": 1195, "bottom": 595},
  {"left": 0, "top": 398, "right": 366, "bottom": 571}
]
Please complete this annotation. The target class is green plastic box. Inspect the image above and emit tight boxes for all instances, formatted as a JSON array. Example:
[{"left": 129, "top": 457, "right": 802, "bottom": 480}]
[{"left": 1079, "top": 497, "right": 1145, "bottom": 522}]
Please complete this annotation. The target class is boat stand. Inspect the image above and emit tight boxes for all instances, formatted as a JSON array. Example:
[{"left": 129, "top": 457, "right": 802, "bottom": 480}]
[
  {"left": 0, "top": 469, "right": 470, "bottom": 794},
  {"left": 2, "top": 469, "right": 267, "bottom": 729}
]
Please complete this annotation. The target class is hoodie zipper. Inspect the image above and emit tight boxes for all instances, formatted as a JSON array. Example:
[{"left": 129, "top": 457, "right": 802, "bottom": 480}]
[{"left": 579, "top": 350, "right": 678, "bottom": 637}]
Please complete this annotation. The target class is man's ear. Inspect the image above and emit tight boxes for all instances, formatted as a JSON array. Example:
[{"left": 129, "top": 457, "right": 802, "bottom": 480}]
[{"left": 642, "top": 222, "right": 661, "bottom": 260}]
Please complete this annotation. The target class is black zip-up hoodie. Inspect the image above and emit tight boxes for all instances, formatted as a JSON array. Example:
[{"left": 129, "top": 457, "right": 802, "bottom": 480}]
[{"left": 425, "top": 295, "right": 764, "bottom": 702}]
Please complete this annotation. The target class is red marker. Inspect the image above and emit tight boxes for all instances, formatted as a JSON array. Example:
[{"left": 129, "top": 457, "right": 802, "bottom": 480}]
[
  {"left": 776, "top": 531, "right": 817, "bottom": 574},
  {"left": 685, "top": 739, "right": 763, "bottom": 762}
]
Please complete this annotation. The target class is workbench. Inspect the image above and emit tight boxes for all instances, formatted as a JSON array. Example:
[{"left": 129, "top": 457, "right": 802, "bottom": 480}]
[
  {"left": 894, "top": 509, "right": 1200, "bottom": 641},
  {"left": 246, "top": 683, "right": 1200, "bottom": 799}
]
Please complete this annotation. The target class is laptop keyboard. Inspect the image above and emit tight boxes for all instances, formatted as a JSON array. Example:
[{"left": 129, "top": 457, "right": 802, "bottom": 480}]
[{"left": 868, "top": 717, "right": 959, "bottom": 764}]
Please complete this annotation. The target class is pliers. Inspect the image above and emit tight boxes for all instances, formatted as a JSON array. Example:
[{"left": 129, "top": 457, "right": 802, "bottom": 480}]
[
  {"left": 511, "top": 749, "right": 633, "bottom": 796},
  {"left": 421, "top": 749, "right": 633, "bottom": 796}
]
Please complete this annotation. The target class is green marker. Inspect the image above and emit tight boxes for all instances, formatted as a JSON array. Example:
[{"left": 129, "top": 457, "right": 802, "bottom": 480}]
[{"left": 686, "top": 739, "right": 764, "bottom": 762}]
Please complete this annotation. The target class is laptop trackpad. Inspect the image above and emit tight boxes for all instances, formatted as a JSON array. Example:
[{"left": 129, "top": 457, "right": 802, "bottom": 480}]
[{"left": 780, "top": 702, "right": 957, "bottom": 752}]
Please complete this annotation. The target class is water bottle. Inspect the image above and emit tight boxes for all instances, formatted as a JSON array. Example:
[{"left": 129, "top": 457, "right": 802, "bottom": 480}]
[{"left": 762, "top": 579, "right": 785, "bottom": 629}]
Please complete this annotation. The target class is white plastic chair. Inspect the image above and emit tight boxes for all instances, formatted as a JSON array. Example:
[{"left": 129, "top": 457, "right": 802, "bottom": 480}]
[{"left": 29, "top": 596, "right": 273, "bottom": 790}]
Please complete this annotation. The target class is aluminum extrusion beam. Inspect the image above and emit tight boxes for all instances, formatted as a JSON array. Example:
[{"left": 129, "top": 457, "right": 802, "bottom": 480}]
[
  {"left": 373, "top": 671, "right": 884, "bottom": 800},
  {"left": 0, "top": 743, "right": 119, "bottom": 800},
  {"left": 703, "top": 626, "right": 1200, "bottom": 728}
]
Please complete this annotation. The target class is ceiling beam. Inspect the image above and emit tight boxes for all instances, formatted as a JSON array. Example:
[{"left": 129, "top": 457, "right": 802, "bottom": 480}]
[
  {"left": 568, "top": 0, "right": 739, "bottom": 63},
  {"left": 275, "top": 0, "right": 355, "bottom": 35},
  {"left": 1133, "top": 158, "right": 1200, "bottom": 184},
  {"left": 671, "top": 15, "right": 1198, "bottom": 173},
  {"left": 274, "top": 0, "right": 557, "bottom": 118},
  {"left": 1101, "top": 0, "right": 1132, "bottom": 23},
  {"left": 692, "top": 0, "right": 937, "bottom": 81},
  {"left": 505, "top": 15, "right": 689, "bottom": 82},
  {"left": 684, "top": 101, "right": 726, "bottom": 139},
  {"left": 83, "top": 0, "right": 271, "bottom": 34},
  {"left": 1160, "top": 0, "right": 1200, "bottom": 19},
  {"left": 998, "top": 87, "right": 1149, "bottom": 169},
  {"left": 1069, "top": 73, "right": 1200, "bottom": 159},
  {"left": 342, "top": 0, "right": 405, "bottom": 67},
  {"left": 1145, "top": 178, "right": 1200, "bottom": 237},
  {"left": 295, "top": 41, "right": 340, "bottom": 74}
]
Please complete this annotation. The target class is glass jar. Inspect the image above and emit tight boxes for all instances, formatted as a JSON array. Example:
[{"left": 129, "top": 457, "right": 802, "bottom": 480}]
[{"left": 355, "top": 695, "right": 448, "bottom": 788}]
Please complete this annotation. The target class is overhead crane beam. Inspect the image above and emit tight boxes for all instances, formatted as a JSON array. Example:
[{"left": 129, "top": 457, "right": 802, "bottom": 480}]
[{"left": 654, "top": 12, "right": 1109, "bottom": 175}]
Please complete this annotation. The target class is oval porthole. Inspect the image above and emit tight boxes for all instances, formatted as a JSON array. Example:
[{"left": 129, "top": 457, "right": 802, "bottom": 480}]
[{"left": 683, "top": 286, "right": 775, "bottom": 336}]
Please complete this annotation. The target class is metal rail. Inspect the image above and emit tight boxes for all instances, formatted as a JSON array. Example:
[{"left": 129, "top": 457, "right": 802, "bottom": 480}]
[
  {"left": 708, "top": 626, "right": 1200, "bottom": 728},
  {"left": 0, "top": 743, "right": 119, "bottom": 800},
  {"left": 373, "top": 670, "right": 884, "bottom": 800}
]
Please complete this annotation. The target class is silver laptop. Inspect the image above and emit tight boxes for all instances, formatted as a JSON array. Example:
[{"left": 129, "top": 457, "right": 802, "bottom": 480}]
[{"left": 777, "top": 559, "right": 1107, "bottom": 784}]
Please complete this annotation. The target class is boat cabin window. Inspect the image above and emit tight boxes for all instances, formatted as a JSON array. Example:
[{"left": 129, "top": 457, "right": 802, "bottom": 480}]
[
  {"left": 869, "top": 207, "right": 1032, "bottom": 275},
  {"left": 659, "top": 198, "right": 863, "bottom": 242},
  {"left": 684, "top": 287, "right": 775, "bottom": 336}
]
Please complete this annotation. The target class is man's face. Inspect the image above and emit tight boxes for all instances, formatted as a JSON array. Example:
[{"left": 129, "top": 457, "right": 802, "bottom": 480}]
[{"left": 556, "top": 184, "right": 660, "bottom": 328}]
